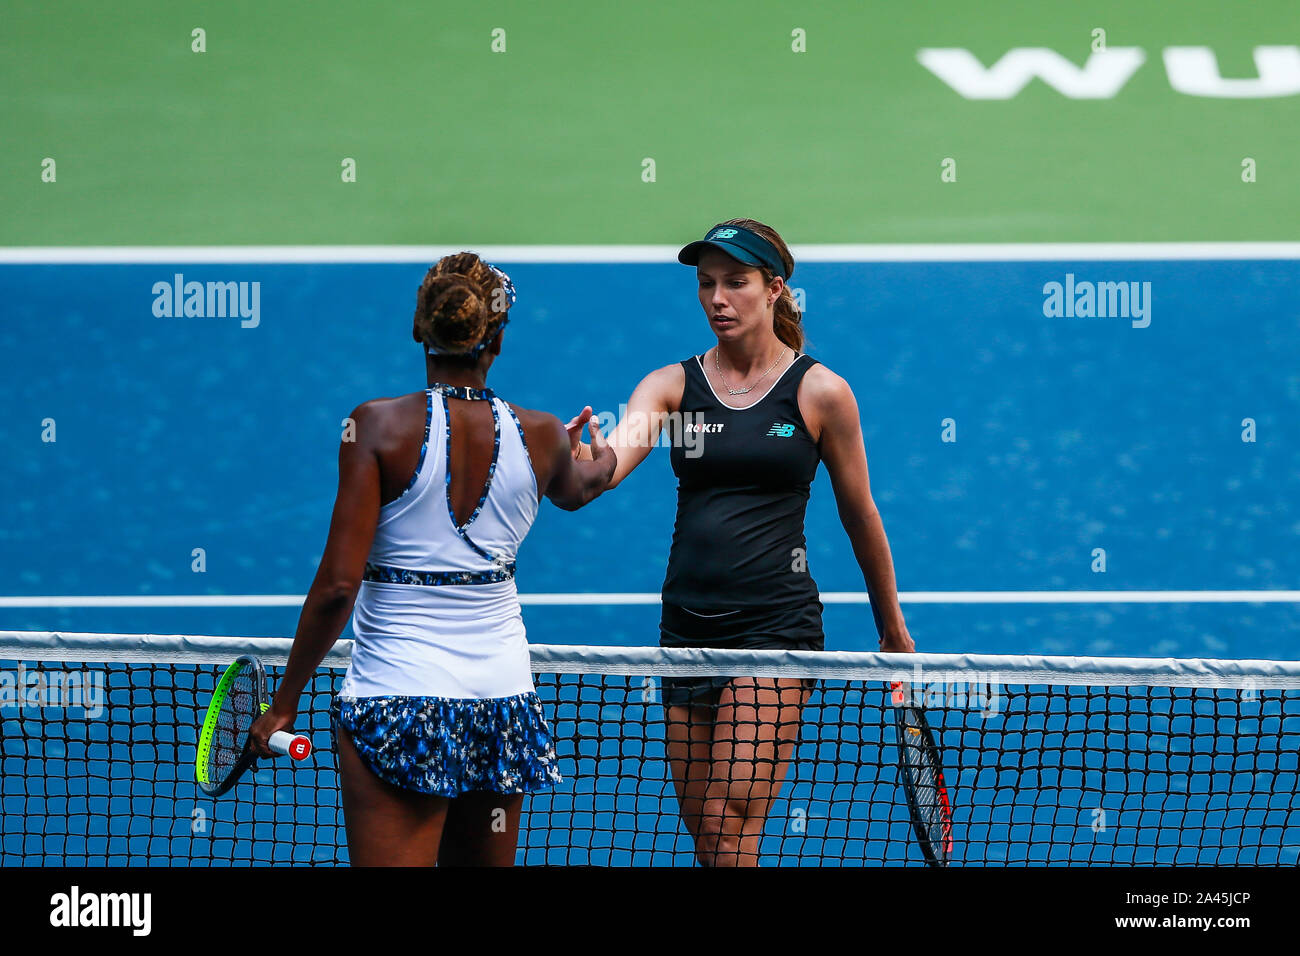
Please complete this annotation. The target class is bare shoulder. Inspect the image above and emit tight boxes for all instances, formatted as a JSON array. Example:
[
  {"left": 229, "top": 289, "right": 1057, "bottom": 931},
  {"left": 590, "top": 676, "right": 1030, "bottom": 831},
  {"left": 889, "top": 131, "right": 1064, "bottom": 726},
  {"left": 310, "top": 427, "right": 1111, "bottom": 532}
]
[
  {"left": 505, "top": 402, "right": 563, "bottom": 432},
  {"left": 346, "top": 392, "right": 425, "bottom": 445},
  {"left": 351, "top": 391, "right": 427, "bottom": 415},
  {"left": 798, "top": 361, "right": 858, "bottom": 438},
  {"left": 634, "top": 361, "right": 687, "bottom": 411},
  {"left": 506, "top": 403, "right": 567, "bottom": 454},
  {"left": 644, "top": 360, "right": 687, "bottom": 385},
  {"left": 800, "top": 361, "right": 856, "bottom": 410}
]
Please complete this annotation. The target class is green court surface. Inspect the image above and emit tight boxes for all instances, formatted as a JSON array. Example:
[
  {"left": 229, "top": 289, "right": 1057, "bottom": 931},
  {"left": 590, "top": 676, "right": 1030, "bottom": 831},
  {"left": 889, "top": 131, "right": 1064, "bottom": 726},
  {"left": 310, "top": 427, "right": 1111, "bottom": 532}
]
[{"left": 2, "top": 0, "right": 1296, "bottom": 245}]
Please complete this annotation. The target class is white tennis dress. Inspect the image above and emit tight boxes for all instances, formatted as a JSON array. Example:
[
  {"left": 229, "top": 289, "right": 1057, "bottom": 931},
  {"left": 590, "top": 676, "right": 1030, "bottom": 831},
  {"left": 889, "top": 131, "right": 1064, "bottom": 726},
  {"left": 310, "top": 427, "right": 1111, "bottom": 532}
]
[{"left": 339, "top": 385, "right": 540, "bottom": 700}]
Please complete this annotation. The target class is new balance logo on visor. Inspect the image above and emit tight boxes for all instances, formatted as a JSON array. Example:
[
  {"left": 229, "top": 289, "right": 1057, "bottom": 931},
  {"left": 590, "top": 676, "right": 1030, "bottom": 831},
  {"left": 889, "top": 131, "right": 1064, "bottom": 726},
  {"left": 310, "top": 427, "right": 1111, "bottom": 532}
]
[
  {"left": 766, "top": 423, "right": 796, "bottom": 437},
  {"left": 711, "top": 228, "right": 738, "bottom": 239}
]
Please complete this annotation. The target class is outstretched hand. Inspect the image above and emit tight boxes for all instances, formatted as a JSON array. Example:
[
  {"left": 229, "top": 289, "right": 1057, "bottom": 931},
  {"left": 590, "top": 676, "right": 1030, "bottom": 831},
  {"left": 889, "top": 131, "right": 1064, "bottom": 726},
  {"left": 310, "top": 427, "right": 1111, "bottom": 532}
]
[
  {"left": 564, "top": 406, "right": 595, "bottom": 458},
  {"left": 586, "top": 412, "right": 613, "bottom": 466}
]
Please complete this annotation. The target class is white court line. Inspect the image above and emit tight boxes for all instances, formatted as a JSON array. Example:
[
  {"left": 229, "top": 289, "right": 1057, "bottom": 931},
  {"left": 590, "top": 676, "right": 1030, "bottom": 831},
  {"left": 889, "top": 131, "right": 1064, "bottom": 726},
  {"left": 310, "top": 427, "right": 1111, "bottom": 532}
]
[
  {"left": 1, "top": 243, "right": 1299, "bottom": 264},
  {"left": 1, "top": 591, "right": 1298, "bottom": 608}
]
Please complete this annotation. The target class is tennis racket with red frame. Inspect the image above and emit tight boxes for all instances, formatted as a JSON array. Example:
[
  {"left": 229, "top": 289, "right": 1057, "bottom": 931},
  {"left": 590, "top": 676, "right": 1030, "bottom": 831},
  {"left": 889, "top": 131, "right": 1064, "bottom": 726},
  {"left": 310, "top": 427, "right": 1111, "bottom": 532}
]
[{"left": 890, "top": 681, "right": 954, "bottom": 866}]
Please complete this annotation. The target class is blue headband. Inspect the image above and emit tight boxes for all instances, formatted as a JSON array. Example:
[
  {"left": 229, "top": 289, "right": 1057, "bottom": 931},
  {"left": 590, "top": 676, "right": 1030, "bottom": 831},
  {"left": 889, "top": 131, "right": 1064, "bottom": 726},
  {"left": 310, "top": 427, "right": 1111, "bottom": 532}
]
[{"left": 426, "top": 263, "right": 517, "bottom": 358}]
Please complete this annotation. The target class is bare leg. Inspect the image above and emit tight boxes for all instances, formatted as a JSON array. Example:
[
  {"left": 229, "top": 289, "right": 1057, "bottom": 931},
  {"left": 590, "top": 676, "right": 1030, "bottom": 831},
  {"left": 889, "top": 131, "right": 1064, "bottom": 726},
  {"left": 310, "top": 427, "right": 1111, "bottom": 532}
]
[
  {"left": 665, "top": 700, "right": 719, "bottom": 852},
  {"left": 694, "top": 677, "right": 811, "bottom": 867},
  {"left": 437, "top": 792, "right": 524, "bottom": 866},
  {"left": 336, "top": 725, "right": 448, "bottom": 866}
]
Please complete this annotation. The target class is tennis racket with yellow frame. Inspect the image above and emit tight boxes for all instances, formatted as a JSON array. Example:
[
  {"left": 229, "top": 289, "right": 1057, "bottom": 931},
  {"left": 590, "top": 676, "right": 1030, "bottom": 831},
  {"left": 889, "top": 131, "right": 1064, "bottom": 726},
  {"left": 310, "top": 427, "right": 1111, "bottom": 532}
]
[{"left": 196, "top": 655, "right": 311, "bottom": 797}]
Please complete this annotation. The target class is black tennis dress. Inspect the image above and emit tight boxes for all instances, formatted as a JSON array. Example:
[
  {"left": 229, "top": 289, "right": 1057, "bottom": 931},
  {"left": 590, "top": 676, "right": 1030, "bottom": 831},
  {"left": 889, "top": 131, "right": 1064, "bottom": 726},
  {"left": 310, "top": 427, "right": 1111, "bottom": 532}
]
[{"left": 659, "top": 351, "right": 824, "bottom": 703}]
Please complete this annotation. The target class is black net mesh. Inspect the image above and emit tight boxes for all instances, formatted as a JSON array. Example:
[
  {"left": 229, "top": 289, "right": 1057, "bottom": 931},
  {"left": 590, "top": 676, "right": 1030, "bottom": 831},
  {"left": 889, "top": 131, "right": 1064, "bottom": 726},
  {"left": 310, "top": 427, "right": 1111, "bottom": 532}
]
[{"left": 2, "top": 649, "right": 1297, "bottom": 865}]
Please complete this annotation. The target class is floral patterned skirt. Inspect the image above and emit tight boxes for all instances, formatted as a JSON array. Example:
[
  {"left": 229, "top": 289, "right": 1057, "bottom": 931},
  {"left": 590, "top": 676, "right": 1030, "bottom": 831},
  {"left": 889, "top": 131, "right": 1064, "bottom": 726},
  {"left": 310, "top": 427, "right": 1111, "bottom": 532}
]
[{"left": 331, "top": 692, "right": 563, "bottom": 797}]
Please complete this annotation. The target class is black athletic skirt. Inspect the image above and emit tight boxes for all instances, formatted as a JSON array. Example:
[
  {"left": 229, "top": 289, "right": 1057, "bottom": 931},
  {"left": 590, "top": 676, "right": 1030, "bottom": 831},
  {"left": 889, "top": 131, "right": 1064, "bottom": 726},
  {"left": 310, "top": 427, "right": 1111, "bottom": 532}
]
[{"left": 658, "top": 599, "right": 824, "bottom": 706}]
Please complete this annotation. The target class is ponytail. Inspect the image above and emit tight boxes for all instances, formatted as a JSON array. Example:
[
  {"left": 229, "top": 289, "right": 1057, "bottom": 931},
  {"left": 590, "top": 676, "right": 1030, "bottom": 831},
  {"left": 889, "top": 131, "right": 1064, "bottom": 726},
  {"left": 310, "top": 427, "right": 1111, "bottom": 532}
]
[{"left": 771, "top": 279, "right": 804, "bottom": 352}]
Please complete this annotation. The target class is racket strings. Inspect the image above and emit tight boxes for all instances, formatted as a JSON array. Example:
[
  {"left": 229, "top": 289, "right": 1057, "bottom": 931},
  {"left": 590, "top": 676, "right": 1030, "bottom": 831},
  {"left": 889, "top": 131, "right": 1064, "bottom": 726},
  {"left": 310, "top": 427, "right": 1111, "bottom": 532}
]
[
  {"left": 897, "top": 707, "right": 952, "bottom": 863},
  {"left": 208, "top": 669, "right": 258, "bottom": 783}
]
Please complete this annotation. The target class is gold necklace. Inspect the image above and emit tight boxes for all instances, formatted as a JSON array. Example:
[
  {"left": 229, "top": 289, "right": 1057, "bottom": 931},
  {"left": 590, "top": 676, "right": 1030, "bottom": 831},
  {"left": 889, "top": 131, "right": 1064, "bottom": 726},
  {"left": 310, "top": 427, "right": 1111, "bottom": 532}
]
[{"left": 714, "top": 346, "right": 789, "bottom": 396}]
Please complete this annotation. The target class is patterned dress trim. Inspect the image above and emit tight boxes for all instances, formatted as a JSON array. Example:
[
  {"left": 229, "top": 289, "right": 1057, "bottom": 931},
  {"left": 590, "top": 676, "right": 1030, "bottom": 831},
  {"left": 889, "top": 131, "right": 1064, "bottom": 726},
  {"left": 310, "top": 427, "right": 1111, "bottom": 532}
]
[
  {"left": 429, "top": 383, "right": 496, "bottom": 402},
  {"left": 440, "top": 391, "right": 503, "bottom": 563},
  {"left": 498, "top": 401, "right": 538, "bottom": 496},
  {"left": 362, "top": 561, "right": 515, "bottom": 585},
  {"left": 394, "top": 389, "right": 434, "bottom": 500},
  {"left": 332, "top": 692, "right": 563, "bottom": 797}
]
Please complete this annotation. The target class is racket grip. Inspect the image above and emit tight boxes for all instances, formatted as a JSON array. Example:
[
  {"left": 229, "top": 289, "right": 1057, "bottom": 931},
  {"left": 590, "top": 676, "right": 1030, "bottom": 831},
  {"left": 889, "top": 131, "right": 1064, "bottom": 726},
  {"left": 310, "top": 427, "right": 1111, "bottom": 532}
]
[{"left": 268, "top": 731, "right": 312, "bottom": 761}]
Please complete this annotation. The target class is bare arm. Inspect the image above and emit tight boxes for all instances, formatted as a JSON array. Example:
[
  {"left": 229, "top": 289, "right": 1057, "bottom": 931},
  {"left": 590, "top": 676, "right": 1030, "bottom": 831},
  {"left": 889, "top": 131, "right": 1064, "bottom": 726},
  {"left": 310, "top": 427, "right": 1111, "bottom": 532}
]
[
  {"left": 249, "top": 401, "right": 384, "bottom": 753},
  {"left": 568, "top": 363, "right": 683, "bottom": 489},
  {"left": 811, "top": 372, "right": 915, "bottom": 653}
]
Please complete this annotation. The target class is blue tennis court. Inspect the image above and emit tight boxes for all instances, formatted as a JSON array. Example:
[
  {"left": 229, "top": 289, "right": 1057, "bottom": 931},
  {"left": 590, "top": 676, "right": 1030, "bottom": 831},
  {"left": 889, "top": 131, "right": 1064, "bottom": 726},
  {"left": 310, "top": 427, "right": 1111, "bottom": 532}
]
[
  {"left": 2, "top": 257, "right": 1298, "bottom": 652},
  {"left": 2, "top": 255, "right": 1298, "bottom": 865}
]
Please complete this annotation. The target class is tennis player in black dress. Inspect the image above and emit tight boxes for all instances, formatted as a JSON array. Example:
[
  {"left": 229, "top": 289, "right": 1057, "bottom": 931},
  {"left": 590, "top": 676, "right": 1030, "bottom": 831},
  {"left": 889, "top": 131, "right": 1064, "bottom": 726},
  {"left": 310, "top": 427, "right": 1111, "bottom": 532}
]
[{"left": 568, "top": 219, "right": 914, "bottom": 865}]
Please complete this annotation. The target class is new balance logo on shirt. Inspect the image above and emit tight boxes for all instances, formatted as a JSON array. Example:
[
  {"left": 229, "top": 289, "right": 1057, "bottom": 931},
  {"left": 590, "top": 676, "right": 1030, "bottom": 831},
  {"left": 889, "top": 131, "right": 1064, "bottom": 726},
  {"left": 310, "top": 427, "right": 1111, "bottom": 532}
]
[{"left": 766, "top": 423, "right": 796, "bottom": 438}]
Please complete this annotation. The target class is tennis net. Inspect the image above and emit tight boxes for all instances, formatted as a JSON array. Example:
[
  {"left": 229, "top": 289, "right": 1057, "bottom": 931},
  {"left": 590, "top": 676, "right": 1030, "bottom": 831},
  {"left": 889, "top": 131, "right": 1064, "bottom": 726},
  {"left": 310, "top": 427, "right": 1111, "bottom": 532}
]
[{"left": 2, "top": 630, "right": 1298, "bottom": 865}]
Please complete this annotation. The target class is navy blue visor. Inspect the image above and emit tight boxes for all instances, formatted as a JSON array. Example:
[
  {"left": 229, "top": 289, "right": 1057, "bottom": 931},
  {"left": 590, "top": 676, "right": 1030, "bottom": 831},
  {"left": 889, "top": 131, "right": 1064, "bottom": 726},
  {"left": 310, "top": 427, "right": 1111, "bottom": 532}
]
[{"left": 677, "top": 224, "right": 791, "bottom": 280}]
